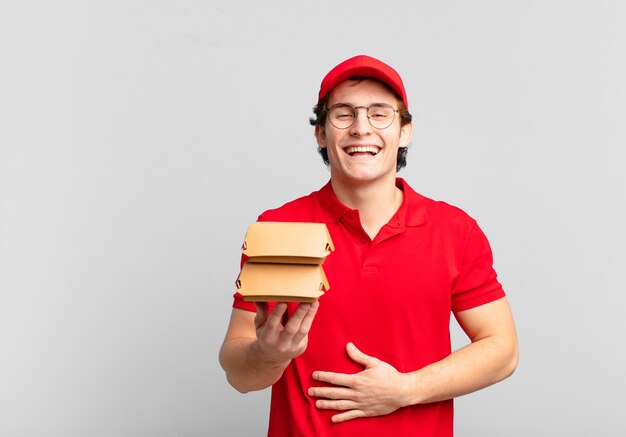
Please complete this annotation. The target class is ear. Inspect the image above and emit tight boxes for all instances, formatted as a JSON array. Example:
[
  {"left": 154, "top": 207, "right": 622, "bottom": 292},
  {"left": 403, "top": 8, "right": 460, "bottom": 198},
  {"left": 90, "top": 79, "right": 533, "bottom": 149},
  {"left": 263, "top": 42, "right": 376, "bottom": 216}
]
[
  {"left": 399, "top": 122, "right": 413, "bottom": 148},
  {"left": 315, "top": 125, "right": 326, "bottom": 148}
]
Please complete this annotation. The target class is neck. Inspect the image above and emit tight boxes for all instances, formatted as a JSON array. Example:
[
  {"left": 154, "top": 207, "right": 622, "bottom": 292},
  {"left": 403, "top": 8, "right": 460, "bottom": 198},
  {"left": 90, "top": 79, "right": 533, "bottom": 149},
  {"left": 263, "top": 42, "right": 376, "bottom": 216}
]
[{"left": 330, "top": 175, "right": 403, "bottom": 239}]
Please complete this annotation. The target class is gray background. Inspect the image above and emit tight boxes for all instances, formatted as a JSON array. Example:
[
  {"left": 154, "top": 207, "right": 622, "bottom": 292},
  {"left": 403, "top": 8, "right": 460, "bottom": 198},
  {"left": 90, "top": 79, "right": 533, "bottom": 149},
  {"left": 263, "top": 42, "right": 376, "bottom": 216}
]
[{"left": 1, "top": 1, "right": 625, "bottom": 436}]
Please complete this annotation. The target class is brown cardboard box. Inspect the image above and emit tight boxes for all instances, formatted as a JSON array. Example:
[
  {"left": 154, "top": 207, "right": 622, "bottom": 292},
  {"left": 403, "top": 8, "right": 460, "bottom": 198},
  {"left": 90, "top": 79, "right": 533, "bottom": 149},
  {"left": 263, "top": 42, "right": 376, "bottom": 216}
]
[
  {"left": 242, "top": 222, "right": 334, "bottom": 264},
  {"left": 236, "top": 262, "right": 329, "bottom": 303},
  {"left": 236, "top": 222, "right": 334, "bottom": 302}
]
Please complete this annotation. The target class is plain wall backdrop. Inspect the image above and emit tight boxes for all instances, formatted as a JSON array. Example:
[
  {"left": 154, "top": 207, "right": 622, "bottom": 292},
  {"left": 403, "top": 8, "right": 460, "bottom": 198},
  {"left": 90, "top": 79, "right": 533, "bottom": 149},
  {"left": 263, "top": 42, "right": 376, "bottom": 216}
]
[{"left": 1, "top": 1, "right": 625, "bottom": 436}]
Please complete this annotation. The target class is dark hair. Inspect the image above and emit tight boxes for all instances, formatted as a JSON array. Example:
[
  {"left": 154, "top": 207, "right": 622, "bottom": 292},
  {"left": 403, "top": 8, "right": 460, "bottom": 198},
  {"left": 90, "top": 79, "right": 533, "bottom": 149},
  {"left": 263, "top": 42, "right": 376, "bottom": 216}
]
[{"left": 309, "top": 78, "right": 412, "bottom": 171}]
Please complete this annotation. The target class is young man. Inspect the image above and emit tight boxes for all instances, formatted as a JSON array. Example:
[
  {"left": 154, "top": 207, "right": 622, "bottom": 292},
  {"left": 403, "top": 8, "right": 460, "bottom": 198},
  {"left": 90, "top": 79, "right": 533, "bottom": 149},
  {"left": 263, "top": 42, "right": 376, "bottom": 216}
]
[{"left": 219, "top": 55, "right": 518, "bottom": 436}]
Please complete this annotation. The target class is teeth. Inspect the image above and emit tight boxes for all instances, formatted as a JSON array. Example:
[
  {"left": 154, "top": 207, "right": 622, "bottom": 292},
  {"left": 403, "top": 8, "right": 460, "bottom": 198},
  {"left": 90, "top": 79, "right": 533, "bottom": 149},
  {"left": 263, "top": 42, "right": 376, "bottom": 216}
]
[{"left": 345, "top": 146, "right": 380, "bottom": 155}]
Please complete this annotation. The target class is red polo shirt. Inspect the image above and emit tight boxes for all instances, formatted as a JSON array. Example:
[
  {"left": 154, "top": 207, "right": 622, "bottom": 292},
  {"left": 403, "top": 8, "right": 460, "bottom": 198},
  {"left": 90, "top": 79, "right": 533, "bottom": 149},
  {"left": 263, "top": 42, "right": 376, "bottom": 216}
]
[{"left": 232, "top": 178, "right": 505, "bottom": 437}]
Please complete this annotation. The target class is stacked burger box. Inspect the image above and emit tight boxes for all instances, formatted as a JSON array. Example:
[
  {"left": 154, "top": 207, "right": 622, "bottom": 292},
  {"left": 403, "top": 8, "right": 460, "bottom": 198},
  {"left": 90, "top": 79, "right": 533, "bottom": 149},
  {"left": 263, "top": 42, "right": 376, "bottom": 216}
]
[{"left": 236, "top": 222, "right": 335, "bottom": 302}]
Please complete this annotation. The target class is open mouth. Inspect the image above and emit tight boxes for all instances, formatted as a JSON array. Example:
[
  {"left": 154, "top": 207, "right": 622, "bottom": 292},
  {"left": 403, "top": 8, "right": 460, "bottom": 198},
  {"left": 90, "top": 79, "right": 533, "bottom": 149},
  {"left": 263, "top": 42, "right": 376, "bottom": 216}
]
[{"left": 344, "top": 145, "right": 381, "bottom": 156}]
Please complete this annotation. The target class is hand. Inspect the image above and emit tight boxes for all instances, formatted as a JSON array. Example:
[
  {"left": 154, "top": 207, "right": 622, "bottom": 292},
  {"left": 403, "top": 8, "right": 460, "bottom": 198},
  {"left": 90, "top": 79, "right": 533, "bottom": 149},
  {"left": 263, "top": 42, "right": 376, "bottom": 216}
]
[
  {"left": 253, "top": 301, "right": 319, "bottom": 367},
  {"left": 308, "top": 342, "right": 410, "bottom": 423}
]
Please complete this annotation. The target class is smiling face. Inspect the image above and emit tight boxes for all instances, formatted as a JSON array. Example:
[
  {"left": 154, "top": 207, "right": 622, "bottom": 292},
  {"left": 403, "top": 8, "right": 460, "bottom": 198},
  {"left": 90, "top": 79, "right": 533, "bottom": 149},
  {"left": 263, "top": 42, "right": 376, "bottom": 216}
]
[{"left": 316, "top": 79, "right": 413, "bottom": 188}]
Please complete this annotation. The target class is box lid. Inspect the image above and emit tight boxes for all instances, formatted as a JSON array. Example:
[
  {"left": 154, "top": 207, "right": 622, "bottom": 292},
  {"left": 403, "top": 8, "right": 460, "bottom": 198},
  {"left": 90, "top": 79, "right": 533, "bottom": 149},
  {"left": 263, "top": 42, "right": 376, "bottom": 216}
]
[
  {"left": 236, "top": 262, "right": 329, "bottom": 303},
  {"left": 242, "top": 222, "right": 334, "bottom": 264}
]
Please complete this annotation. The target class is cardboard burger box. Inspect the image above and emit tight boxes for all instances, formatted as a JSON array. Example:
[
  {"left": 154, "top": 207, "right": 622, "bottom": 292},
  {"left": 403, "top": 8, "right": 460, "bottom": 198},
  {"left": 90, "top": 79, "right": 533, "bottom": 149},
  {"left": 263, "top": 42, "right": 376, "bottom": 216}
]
[{"left": 236, "top": 222, "right": 334, "bottom": 302}]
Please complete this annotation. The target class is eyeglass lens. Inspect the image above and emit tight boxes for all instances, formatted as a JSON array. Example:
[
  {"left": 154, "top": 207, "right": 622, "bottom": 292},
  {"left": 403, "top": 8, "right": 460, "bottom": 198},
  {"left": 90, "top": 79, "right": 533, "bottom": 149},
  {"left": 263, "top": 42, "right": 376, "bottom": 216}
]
[{"left": 327, "top": 104, "right": 397, "bottom": 129}]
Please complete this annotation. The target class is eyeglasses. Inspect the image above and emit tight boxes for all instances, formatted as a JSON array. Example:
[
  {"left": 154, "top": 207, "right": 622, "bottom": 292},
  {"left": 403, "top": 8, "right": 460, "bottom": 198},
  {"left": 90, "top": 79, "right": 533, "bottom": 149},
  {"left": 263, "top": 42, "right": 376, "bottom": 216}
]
[{"left": 325, "top": 103, "right": 399, "bottom": 130}]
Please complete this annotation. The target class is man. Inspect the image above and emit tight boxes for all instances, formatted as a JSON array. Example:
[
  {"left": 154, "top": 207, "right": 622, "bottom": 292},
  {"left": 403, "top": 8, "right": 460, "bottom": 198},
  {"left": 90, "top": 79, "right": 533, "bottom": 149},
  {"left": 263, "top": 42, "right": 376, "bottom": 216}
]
[{"left": 219, "top": 55, "right": 518, "bottom": 436}]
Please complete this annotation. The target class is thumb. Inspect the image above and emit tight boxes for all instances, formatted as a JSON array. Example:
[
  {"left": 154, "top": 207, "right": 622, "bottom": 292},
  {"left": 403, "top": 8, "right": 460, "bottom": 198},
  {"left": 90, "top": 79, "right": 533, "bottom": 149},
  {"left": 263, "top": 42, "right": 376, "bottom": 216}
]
[{"left": 346, "top": 342, "right": 378, "bottom": 368}]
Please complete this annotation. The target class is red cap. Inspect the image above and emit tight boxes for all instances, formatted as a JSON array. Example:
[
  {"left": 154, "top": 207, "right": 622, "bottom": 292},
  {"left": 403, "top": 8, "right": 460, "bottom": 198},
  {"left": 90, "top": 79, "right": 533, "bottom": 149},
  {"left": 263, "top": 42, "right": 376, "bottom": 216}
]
[{"left": 318, "top": 55, "right": 408, "bottom": 109}]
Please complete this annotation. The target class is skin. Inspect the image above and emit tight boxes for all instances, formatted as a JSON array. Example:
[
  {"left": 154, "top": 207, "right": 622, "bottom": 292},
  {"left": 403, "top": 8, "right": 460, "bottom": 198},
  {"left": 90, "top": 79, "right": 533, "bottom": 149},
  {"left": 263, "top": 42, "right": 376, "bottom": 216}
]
[
  {"left": 219, "top": 78, "right": 518, "bottom": 422},
  {"left": 316, "top": 80, "right": 413, "bottom": 237},
  {"left": 308, "top": 298, "right": 518, "bottom": 423},
  {"left": 219, "top": 302, "right": 319, "bottom": 393}
]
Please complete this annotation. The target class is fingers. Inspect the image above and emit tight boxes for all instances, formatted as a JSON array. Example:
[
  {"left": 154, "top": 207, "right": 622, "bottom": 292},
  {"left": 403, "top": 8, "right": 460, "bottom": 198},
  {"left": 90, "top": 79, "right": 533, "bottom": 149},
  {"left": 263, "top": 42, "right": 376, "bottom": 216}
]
[
  {"left": 308, "top": 381, "right": 368, "bottom": 422},
  {"left": 308, "top": 343, "right": 404, "bottom": 423},
  {"left": 345, "top": 342, "right": 378, "bottom": 368},
  {"left": 315, "top": 398, "right": 360, "bottom": 412},
  {"left": 289, "top": 301, "right": 319, "bottom": 343},
  {"left": 254, "top": 302, "right": 320, "bottom": 362},
  {"left": 253, "top": 302, "right": 269, "bottom": 328},
  {"left": 308, "top": 385, "right": 354, "bottom": 400},
  {"left": 312, "top": 370, "right": 352, "bottom": 388},
  {"left": 331, "top": 410, "right": 366, "bottom": 423},
  {"left": 256, "top": 303, "right": 288, "bottom": 346},
  {"left": 265, "top": 303, "right": 288, "bottom": 331}
]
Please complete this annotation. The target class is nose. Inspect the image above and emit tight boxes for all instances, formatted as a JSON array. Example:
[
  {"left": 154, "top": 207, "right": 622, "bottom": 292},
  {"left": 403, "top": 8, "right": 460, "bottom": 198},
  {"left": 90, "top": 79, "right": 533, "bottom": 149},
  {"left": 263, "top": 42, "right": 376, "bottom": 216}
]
[{"left": 349, "top": 106, "right": 372, "bottom": 136}]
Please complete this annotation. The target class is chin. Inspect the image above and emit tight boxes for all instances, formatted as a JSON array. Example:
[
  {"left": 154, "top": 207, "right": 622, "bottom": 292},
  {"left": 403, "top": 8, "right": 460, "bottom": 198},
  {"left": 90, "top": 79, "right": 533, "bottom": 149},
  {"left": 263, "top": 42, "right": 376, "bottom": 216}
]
[{"left": 337, "top": 170, "right": 390, "bottom": 185}]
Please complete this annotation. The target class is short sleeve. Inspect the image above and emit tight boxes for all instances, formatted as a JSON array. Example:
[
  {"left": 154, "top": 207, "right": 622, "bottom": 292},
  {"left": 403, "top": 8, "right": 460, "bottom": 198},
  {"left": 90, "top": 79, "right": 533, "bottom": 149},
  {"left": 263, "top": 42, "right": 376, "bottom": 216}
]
[{"left": 451, "top": 222, "right": 505, "bottom": 312}]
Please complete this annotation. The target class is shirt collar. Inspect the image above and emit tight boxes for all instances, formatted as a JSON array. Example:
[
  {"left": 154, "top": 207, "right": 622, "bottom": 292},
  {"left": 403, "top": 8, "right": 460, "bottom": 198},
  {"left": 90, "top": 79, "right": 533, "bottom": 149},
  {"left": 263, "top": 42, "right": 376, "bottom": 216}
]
[
  {"left": 316, "top": 178, "right": 426, "bottom": 227},
  {"left": 395, "top": 178, "right": 426, "bottom": 227},
  {"left": 317, "top": 181, "right": 352, "bottom": 223}
]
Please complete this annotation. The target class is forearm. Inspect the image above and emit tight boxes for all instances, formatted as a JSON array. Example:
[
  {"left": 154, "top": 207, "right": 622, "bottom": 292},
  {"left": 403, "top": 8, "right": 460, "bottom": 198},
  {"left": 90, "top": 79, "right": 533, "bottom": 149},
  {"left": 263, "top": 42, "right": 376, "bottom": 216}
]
[
  {"left": 219, "top": 336, "right": 290, "bottom": 393},
  {"left": 403, "top": 335, "right": 518, "bottom": 406},
  {"left": 220, "top": 303, "right": 319, "bottom": 393}
]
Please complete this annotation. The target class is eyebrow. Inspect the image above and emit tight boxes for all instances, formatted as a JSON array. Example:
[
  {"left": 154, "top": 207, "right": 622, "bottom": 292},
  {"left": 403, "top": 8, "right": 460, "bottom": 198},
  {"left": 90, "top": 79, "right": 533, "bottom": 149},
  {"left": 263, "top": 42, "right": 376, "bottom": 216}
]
[{"left": 329, "top": 102, "right": 392, "bottom": 107}]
